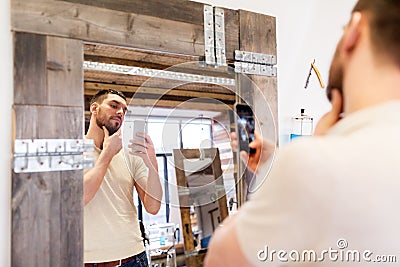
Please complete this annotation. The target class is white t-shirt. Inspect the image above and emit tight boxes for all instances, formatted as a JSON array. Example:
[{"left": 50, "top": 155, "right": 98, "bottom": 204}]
[
  {"left": 235, "top": 101, "right": 400, "bottom": 266},
  {"left": 84, "top": 148, "right": 148, "bottom": 262}
]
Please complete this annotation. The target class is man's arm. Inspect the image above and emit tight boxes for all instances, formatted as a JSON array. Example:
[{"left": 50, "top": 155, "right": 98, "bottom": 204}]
[
  {"left": 135, "top": 167, "right": 162, "bottom": 215},
  {"left": 129, "top": 133, "right": 162, "bottom": 215},
  {"left": 204, "top": 214, "right": 253, "bottom": 267},
  {"left": 84, "top": 127, "right": 122, "bottom": 205}
]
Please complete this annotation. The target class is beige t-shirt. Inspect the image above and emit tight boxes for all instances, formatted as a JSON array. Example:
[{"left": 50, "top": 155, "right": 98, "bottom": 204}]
[
  {"left": 235, "top": 101, "right": 400, "bottom": 266},
  {"left": 84, "top": 147, "right": 148, "bottom": 262}
]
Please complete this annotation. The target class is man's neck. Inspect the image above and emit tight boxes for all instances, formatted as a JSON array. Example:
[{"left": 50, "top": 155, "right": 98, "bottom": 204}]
[
  {"left": 344, "top": 60, "right": 400, "bottom": 114},
  {"left": 86, "top": 124, "right": 104, "bottom": 150}
]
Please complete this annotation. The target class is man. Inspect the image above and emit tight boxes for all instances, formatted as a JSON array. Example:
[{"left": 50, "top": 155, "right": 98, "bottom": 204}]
[
  {"left": 84, "top": 89, "right": 162, "bottom": 267},
  {"left": 205, "top": 0, "right": 400, "bottom": 266}
]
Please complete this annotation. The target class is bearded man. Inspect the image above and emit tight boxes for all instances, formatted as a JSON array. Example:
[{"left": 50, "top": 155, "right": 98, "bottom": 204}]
[{"left": 84, "top": 89, "right": 162, "bottom": 267}]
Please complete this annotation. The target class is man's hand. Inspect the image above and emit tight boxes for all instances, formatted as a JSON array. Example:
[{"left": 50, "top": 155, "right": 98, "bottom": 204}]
[
  {"left": 231, "top": 131, "right": 275, "bottom": 174},
  {"left": 128, "top": 133, "right": 158, "bottom": 172},
  {"left": 102, "top": 126, "right": 122, "bottom": 158},
  {"left": 314, "top": 89, "right": 343, "bottom": 135},
  {"left": 129, "top": 133, "right": 162, "bottom": 215}
]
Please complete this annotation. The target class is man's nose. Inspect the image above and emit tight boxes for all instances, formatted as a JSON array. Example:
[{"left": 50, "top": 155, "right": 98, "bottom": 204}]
[{"left": 116, "top": 107, "right": 125, "bottom": 116}]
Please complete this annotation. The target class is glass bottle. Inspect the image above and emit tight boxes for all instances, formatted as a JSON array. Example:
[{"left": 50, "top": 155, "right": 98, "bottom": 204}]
[{"left": 290, "top": 109, "right": 313, "bottom": 140}]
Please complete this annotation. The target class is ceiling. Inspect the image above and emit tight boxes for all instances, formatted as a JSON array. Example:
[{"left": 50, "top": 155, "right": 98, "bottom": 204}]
[{"left": 83, "top": 43, "right": 237, "bottom": 128}]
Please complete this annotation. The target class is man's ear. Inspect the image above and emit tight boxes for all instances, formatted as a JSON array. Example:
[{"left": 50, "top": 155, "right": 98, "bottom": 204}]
[
  {"left": 90, "top": 102, "right": 99, "bottom": 114},
  {"left": 342, "top": 12, "right": 362, "bottom": 53}
]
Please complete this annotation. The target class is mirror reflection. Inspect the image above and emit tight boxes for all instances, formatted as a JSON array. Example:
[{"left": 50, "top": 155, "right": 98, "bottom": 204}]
[{"left": 83, "top": 43, "right": 238, "bottom": 267}]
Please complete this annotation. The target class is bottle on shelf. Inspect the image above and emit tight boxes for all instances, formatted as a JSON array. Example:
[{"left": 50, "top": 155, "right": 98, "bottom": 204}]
[{"left": 290, "top": 109, "right": 313, "bottom": 140}]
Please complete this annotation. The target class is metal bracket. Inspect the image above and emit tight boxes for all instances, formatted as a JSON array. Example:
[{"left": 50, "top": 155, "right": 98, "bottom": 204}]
[
  {"left": 234, "top": 50, "right": 277, "bottom": 77},
  {"left": 204, "top": 5, "right": 227, "bottom": 67},
  {"left": 13, "top": 139, "right": 95, "bottom": 173}
]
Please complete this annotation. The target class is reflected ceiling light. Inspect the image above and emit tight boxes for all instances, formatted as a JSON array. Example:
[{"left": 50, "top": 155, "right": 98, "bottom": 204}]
[{"left": 83, "top": 61, "right": 235, "bottom": 86}]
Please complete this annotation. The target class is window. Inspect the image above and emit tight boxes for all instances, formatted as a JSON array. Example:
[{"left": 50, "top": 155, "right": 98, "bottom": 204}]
[{"left": 129, "top": 113, "right": 236, "bottom": 247}]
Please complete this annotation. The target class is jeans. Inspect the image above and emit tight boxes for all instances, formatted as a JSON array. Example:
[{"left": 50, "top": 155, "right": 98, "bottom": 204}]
[{"left": 121, "top": 251, "right": 148, "bottom": 267}]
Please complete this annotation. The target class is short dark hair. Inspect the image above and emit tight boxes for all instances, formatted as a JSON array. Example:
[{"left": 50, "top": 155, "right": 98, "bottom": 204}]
[
  {"left": 353, "top": 0, "right": 400, "bottom": 66},
  {"left": 90, "top": 89, "right": 127, "bottom": 106}
]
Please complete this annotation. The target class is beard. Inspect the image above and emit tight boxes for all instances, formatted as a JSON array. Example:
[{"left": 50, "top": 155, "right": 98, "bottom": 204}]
[
  {"left": 95, "top": 107, "right": 121, "bottom": 135},
  {"left": 327, "top": 38, "right": 344, "bottom": 101}
]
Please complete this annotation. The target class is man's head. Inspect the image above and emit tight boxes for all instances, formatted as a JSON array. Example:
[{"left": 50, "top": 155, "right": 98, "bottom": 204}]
[
  {"left": 327, "top": 0, "right": 400, "bottom": 101},
  {"left": 89, "top": 89, "right": 128, "bottom": 135}
]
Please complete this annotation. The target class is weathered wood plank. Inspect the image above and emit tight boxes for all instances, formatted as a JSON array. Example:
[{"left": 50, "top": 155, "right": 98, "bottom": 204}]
[
  {"left": 211, "top": 149, "right": 229, "bottom": 221},
  {"left": 85, "top": 82, "right": 235, "bottom": 101},
  {"left": 224, "top": 9, "right": 240, "bottom": 61},
  {"left": 12, "top": 105, "right": 83, "bottom": 266},
  {"left": 12, "top": 172, "right": 61, "bottom": 267},
  {"left": 49, "top": 37, "right": 84, "bottom": 266},
  {"left": 236, "top": 11, "right": 278, "bottom": 205},
  {"left": 239, "top": 10, "right": 278, "bottom": 142},
  {"left": 84, "top": 43, "right": 198, "bottom": 67},
  {"left": 14, "top": 33, "right": 84, "bottom": 107},
  {"left": 83, "top": 44, "right": 234, "bottom": 78},
  {"left": 253, "top": 76, "right": 278, "bottom": 142},
  {"left": 129, "top": 99, "right": 233, "bottom": 111},
  {"left": 13, "top": 105, "right": 83, "bottom": 139},
  {"left": 60, "top": 170, "right": 83, "bottom": 266},
  {"left": 12, "top": 0, "right": 239, "bottom": 59},
  {"left": 59, "top": 0, "right": 205, "bottom": 25},
  {"left": 47, "top": 36, "right": 84, "bottom": 106},
  {"left": 173, "top": 149, "right": 198, "bottom": 267},
  {"left": 239, "top": 10, "right": 277, "bottom": 56},
  {"left": 11, "top": 0, "right": 202, "bottom": 55},
  {"left": 14, "top": 32, "right": 47, "bottom": 105}
]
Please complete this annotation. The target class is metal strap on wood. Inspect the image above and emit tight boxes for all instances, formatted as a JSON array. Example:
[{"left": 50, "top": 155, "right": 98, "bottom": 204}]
[
  {"left": 234, "top": 50, "right": 277, "bottom": 76},
  {"left": 13, "top": 139, "right": 95, "bottom": 173},
  {"left": 204, "top": 5, "right": 227, "bottom": 67}
]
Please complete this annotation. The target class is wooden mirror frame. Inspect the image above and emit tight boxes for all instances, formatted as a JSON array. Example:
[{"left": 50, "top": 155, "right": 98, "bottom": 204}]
[{"left": 11, "top": 0, "right": 277, "bottom": 265}]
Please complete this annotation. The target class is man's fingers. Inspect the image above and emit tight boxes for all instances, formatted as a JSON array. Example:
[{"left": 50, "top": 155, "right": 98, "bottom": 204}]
[
  {"left": 137, "top": 133, "right": 154, "bottom": 146},
  {"left": 113, "top": 128, "right": 122, "bottom": 136},
  {"left": 240, "top": 151, "right": 249, "bottom": 164},
  {"left": 249, "top": 131, "right": 262, "bottom": 149},
  {"left": 314, "top": 89, "right": 343, "bottom": 135},
  {"left": 129, "top": 140, "right": 147, "bottom": 149},
  {"left": 230, "top": 132, "right": 237, "bottom": 141},
  {"left": 331, "top": 89, "right": 343, "bottom": 115},
  {"left": 103, "top": 126, "right": 109, "bottom": 138},
  {"left": 230, "top": 132, "right": 238, "bottom": 150}
]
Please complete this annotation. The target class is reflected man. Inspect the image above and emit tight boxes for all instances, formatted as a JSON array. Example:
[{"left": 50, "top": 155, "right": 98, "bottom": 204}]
[{"left": 84, "top": 89, "right": 162, "bottom": 267}]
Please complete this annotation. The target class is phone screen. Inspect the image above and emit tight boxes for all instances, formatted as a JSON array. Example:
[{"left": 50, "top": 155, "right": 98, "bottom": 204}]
[
  {"left": 235, "top": 104, "right": 255, "bottom": 154},
  {"left": 133, "top": 120, "right": 147, "bottom": 140}
]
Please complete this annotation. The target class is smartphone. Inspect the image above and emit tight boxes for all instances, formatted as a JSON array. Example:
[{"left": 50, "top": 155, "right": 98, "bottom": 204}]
[
  {"left": 133, "top": 120, "right": 147, "bottom": 140},
  {"left": 130, "top": 120, "right": 147, "bottom": 153},
  {"left": 234, "top": 103, "right": 256, "bottom": 154}
]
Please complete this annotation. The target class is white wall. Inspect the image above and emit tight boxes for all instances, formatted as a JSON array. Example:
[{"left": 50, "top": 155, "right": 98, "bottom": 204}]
[
  {"left": 1, "top": 0, "right": 12, "bottom": 265},
  {"left": 193, "top": 0, "right": 357, "bottom": 145}
]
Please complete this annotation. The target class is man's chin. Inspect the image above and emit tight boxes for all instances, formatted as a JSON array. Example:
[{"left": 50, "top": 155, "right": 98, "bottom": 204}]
[{"left": 107, "top": 128, "right": 119, "bottom": 135}]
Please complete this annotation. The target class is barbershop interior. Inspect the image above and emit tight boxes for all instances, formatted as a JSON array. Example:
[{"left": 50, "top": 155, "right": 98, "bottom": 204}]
[{"left": 3, "top": 0, "right": 383, "bottom": 266}]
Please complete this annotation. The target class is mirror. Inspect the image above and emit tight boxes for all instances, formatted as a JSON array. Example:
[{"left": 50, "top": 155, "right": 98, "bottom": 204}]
[
  {"left": 173, "top": 148, "right": 229, "bottom": 266},
  {"left": 83, "top": 43, "right": 238, "bottom": 266}
]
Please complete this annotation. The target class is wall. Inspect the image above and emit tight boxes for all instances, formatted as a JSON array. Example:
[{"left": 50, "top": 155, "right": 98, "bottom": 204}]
[
  {"left": 0, "top": 0, "right": 12, "bottom": 265},
  {"left": 192, "top": 0, "right": 358, "bottom": 145}
]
